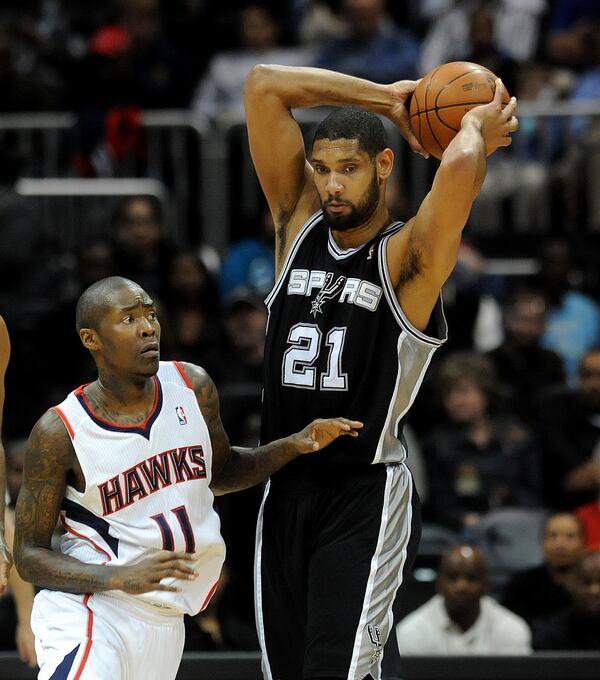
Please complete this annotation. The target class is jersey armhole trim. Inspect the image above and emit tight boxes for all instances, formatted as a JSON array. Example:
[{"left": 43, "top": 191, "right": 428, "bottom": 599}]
[
  {"left": 265, "top": 210, "right": 322, "bottom": 308},
  {"left": 173, "top": 361, "right": 194, "bottom": 389},
  {"left": 52, "top": 406, "right": 75, "bottom": 441},
  {"left": 378, "top": 234, "right": 447, "bottom": 347}
]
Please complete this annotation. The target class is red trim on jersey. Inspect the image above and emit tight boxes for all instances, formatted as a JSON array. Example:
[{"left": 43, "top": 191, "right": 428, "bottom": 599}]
[
  {"left": 173, "top": 361, "right": 193, "bottom": 389},
  {"left": 74, "top": 376, "right": 160, "bottom": 429},
  {"left": 61, "top": 515, "right": 112, "bottom": 565},
  {"left": 200, "top": 578, "right": 220, "bottom": 612},
  {"left": 73, "top": 594, "right": 94, "bottom": 680},
  {"left": 52, "top": 406, "right": 75, "bottom": 440}
]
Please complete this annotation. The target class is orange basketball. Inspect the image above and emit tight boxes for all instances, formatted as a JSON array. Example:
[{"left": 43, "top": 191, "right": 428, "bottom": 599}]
[{"left": 409, "top": 61, "right": 510, "bottom": 160}]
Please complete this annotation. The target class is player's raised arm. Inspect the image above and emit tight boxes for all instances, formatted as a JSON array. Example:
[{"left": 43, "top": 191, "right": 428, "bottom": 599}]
[
  {"left": 243, "top": 65, "right": 425, "bottom": 269},
  {"left": 387, "top": 79, "right": 518, "bottom": 331},
  {"left": 0, "top": 316, "right": 11, "bottom": 593},
  {"left": 177, "top": 362, "right": 362, "bottom": 495},
  {"left": 14, "top": 410, "right": 197, "bottom": 593}
]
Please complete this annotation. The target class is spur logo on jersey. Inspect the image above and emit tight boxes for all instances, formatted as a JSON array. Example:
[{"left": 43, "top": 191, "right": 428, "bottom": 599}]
[
  {"left": 98, "top": 445, "right": 207, "bottom": 516},
  {"left": 287, "top": 269, "right": 382, "bottom": 314},
  {"left": 175, "top": 405, "right": 187, "bottom": 425}
]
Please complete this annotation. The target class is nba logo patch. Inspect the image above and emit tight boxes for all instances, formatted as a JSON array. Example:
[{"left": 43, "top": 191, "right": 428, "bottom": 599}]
[{"left": 175, "top": 405, "right": 187, "bottom": 426}]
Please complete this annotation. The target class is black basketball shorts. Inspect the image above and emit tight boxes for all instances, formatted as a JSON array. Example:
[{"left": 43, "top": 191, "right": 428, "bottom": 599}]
[{"left": 254, "top": 463, "right": 421, "bottom": 680}]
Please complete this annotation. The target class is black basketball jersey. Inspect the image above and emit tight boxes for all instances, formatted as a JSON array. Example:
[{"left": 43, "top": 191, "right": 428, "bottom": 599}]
[{"left": 261, "top": 210, "right": 447, "bottom": 486}]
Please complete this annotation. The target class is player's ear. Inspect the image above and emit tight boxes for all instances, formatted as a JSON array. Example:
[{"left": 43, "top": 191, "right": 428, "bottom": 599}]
[
  {"left": 80, "top": 328, "right": 100, "bottom": 352},
  {"left": 376, "top": 148, "right": 394, "bottom": 180}
]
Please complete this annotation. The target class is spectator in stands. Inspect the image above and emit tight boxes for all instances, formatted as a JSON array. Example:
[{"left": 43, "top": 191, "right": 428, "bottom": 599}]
[
  {"left": 419, "top": 0, "right": 547, "bottom": 76},
  {"left": 502, "top": 512, "right": 586, "bottom": 626},
  {"left": 533, "top": 551, "right": 600, "bottom": 650},
  {"left": 536, "top": 238, "right": 600, "bottom": 383},
  {"left": 204, "top": 287, "right": 269, "bottom": 650},
  {"left": 424, "top": 353, "right": 541, "bottom": 532},
  {"left": 192, "top": 4, "right": 311, "bottom": 118},
  {"left": 111, "top": 195, "right": 174, "bottom": 298},
  {"left": 396, "top": 545, "right": 531, "bottom": 655},
  {"left": 487, "top": 288, "right": 565, "bottom": 423},
  {"left": 575, "top": 497, "right": 600, "bottom": 552},
  {"left": 219, "top": 206, "right": 275, "bottom": 299},
  {"left": 160, "top": 250, "right": 222, "bottom": 365},
  {"left": 536, "top": 346, "right": 600, "bottom": 510},
  {"left": 547, "top": 0, "right": 600, "bottom": 70},
  {"left": 312, "top": 0, "right": 419, "bottom": 83},
  {"left": 85, "top": 0, "right": 188, "bottom": 108}
]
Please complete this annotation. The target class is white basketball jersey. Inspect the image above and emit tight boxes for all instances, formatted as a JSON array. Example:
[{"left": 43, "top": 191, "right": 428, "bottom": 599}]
[{"left": 52, "top": 361, "right": 226, "bottom": 616}]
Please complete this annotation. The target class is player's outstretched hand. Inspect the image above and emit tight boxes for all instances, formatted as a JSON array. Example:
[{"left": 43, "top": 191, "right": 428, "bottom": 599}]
[
  {"left": 0, "top": 537, "right": 13, "bottom": 595},
  {"left": 461, "top": 78, "right": 518, "bottom": 156},
  {"left": 387, "top": 80, "right": 429, "bottom": 159},
  {"left": 293, "top": 418, "right": 364, "bottom": 454},
  {"left": 115, "top": 551, "right": 199, "bottom": 594}
]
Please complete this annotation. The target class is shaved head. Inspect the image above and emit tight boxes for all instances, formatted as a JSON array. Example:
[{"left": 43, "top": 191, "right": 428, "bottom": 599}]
[
  {"left": 439, "top": 545, "right": 487, "bottom": 575},
  {"left": 75, "top": 276, "right": 142, "bottom": 332}
]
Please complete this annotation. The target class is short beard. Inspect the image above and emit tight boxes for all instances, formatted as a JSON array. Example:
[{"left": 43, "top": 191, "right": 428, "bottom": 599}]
[{"left": 321, "top": 171, "right": 380, "bottom": 232}]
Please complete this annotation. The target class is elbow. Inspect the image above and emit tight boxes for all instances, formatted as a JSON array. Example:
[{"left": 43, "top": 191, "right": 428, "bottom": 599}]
[
  {"left": 13, "top": 545, "right": 31, "bottom": 581},
  {"left": 244, "top": 64, "right": 277, "bottom": 101}
]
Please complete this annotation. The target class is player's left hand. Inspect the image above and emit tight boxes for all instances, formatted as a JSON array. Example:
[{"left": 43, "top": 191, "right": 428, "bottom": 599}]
[
  {"left": 16, "top": 621, "right": 37, "bottom": 668},
  {"left": 387, "top": 80, "right": 429, "bottom": 159},
  {"left": 0, "top": 537, "right": 13, "bottom": 595},
  {"left": 294, "top": 418, "right": 364, "bottom": 454}
]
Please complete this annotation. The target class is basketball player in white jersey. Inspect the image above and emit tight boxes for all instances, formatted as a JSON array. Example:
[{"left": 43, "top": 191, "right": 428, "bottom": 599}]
[
  {"left": 13, "top": 276, "right": 362, "bottom": 680},
  {"left": 0, "top": 315, "right": 12, "bottom": 593}
]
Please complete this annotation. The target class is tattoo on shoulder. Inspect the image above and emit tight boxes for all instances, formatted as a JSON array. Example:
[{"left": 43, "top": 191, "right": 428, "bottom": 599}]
[{"left": 180, "top": 363, "right": 220, "bottom": 427}]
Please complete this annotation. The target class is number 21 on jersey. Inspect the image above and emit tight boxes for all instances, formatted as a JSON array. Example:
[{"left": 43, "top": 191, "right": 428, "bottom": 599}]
[{"left": 282, "top": 323, "right": 347, "bottom": 391}]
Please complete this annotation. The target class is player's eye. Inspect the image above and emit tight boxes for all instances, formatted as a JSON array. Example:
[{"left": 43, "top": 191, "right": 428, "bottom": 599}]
[
  {"left": 123, "top": 316, "right": 133, "bottom": 323},
  {"left": 148, "top": 311, "right": 157, "bottom": 320},
  {"left": 314, "top": 165, "right": 327, "bottom": 174},
  {"left": 344, "top": 165, "right": 356, "bottom": 173}
]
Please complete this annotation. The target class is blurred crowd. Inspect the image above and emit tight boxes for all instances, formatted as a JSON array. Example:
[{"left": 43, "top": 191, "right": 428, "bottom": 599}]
[{"left": 1, "top": 0, "right": 600, "bottom": 664}]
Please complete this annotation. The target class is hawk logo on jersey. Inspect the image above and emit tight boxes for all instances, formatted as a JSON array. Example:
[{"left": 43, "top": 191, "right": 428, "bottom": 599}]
[
  {"left": 175, "top": 405, "right": 187, "bottom": 426},
  {"left": 310, "top": 273, "right": 347, "bottom": 317}
]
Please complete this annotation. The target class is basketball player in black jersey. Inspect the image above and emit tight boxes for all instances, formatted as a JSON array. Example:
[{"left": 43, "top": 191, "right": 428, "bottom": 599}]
[{"left": 244, "top": 66, "right": 518, "bottom": 680}]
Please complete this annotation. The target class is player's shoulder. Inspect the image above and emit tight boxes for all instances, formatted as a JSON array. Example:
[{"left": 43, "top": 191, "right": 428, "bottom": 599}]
[
  {"left": 28, "top": 408, "right": 75, "bottom": 467},
  {"left": 171, "top": 361, "right": 214, "bottom": 394}
]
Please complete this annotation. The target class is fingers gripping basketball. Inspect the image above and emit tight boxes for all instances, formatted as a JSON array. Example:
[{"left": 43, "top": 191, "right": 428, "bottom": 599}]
[{"left": 409, "top": 61, "right": 511, "bottom": 160}]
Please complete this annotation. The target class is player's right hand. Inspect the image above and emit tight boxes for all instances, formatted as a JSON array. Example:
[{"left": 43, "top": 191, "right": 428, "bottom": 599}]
[
  {"left": 461, "top": 78, "right": 518, "bottom": 156},
  {"left": 387, "top": 80, "right": 430, "bottom": 159},
  {"left": 114, "top": 551, "right": 198, "bottom": 594}
]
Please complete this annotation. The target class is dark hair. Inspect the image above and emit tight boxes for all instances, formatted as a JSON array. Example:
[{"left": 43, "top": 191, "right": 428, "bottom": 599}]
[
  {"left": 111, "top": 195, "right": 163, "bottom": 229},
  {"left": 436, "top": 352, "right": 499, "bottom": 404},
  {"left": 75, "top": 276, "right": 139, "bottom": 332},
  {"left": 312, "top": 107, "right": 387, "bottom": 158}
]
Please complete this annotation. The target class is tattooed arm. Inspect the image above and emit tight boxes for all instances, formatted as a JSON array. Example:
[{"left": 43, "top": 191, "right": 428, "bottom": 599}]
[
  {"left": 177, "top": 362, "right": 363, "bottom": 495},
  {"left": 0, "top": 315, "right": 11, "bottom": 593},
  {"left": 14, "top": 410, "right": 197, "bottom": 593}
]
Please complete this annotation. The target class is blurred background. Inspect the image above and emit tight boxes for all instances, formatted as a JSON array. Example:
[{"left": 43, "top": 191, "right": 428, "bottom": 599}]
[{"left": 1, "top": 0, "right": 600, "bottom": 677}]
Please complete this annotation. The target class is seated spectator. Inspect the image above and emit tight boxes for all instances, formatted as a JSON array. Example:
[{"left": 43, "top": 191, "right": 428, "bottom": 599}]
[
  {"left": 160, "top": 250, "right": 222, "bottom": 365},
  {"left": 533, "top": 551, "right": 600, "bottom": 650},
  {"left": 313, "top": 0, "right": 419, "bottom": 83},
  {"left": 396, "top": 545, "right": 531, "bottom": 655},
  {"left": 424, "top": 353, "right": 541, "bottom": 532},
  {"left": 219, "top": 206, "right": 275, "bottom": 299},
  {"left": 204, "top": 287, "right": 269, "bottom": 650},
  {"left": 536, "top": 346, "right": 600, "bottom": 509},
  {"left": 502, "top": 512, "right": 586, "bottom": 626},
  {"left": 575, "top": 497, "right": 600, "bottom": 552},
  {"left": 546, "top": 0, "right": 600, "bottom": 70},
  {"left": 536, "top": 239, "right": 600, "bottom": 383},
  {"left": 192, "top": 4, "right": 311, "bottom": 119},
  {"left": 487, "top": 288, "right": 565, "bottom": 424},
  {"left": 111, "top": 195, "right": 174, "bottom": 299}
]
